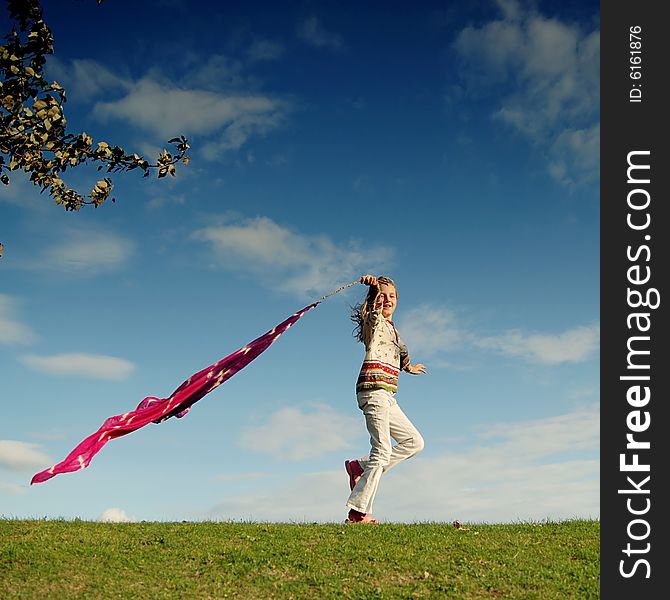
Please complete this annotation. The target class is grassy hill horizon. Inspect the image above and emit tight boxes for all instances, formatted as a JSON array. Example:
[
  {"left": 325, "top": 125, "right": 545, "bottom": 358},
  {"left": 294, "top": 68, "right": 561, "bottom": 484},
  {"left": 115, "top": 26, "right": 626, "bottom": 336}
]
[{"left": 1, "top": 518, "right": 599, "bottom": 598}]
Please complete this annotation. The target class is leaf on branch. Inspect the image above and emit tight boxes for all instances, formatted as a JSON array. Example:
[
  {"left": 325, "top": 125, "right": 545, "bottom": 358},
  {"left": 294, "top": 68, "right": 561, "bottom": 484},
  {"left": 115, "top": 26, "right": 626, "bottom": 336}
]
[{"left": 0, "top": 0, "right": 190, "bottom": 220}]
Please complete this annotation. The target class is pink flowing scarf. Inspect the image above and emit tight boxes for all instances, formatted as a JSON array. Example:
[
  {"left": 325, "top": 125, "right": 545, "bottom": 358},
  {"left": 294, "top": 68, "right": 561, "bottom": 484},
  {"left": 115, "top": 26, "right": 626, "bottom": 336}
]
[{"left": 31, "top": 283, "right": 356, "bottom": 485}]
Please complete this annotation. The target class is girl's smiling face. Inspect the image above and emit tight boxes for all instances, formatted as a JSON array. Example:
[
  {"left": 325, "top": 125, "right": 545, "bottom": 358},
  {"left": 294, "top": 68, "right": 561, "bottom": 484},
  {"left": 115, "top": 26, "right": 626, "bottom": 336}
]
[{"left": 376, "top": 282, "right": 397, "bottom": 320}]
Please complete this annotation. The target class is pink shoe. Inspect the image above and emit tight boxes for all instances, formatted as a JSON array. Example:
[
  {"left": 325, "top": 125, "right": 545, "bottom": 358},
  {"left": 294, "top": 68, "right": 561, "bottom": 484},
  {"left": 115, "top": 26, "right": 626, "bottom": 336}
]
[
  {"left": 345, "top": 459, "right": 364, "bottom": 490},
  {"left": 345, "top": 509, "right": 380, "bottom": 524}
]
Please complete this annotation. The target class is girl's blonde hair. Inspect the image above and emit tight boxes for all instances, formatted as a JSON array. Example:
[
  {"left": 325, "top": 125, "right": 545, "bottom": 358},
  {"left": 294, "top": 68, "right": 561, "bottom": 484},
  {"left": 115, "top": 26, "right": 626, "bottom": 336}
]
[{"left": 350, "top": 276, "right": 397, "bottom": 343}]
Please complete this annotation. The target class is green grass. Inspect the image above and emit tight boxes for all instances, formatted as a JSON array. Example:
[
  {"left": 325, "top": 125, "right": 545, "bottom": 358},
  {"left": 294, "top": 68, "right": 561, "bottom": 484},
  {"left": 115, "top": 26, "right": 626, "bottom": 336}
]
[{"left": 0, "top": 519, "right": 598, "bottom": 599}]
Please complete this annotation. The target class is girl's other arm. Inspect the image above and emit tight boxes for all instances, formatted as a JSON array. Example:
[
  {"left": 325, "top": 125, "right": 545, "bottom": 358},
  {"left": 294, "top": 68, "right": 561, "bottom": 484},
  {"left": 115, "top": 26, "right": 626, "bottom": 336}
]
[
  {"left": 400, "top": 340, "right": 427, "bottom": 375},
  {"left": 406, "top": 363, "right": 427, "bottom": 375}
]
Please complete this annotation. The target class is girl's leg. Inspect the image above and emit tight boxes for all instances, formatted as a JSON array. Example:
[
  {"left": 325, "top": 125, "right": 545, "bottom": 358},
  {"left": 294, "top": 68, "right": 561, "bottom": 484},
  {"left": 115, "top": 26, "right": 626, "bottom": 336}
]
[
  {"left": 352, "top": 398, "right": 424, "bottom": 474},
  {"left": 346, "top": 390, "right": 392, "bottom": 514},
  {"left": 383, "top": 397, "right": 424, "bottom": 472}
]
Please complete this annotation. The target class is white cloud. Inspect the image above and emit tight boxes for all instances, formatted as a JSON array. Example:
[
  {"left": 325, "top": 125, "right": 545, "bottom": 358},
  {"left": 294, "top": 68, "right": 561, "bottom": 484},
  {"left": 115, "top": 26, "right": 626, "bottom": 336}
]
[
  {"left": 239, "top": 404, "right": 361, "bottom": 461},
  {"left": 0, "top": 174, "right": 47, "bottom": 211},
  {"left": 0, "top": 480, "right": 27, "bottom": 495},
  {"left": 477, "top": 406, "right": 599, "bottom": 454},
  {"left": 213, "top": 472, "right": 269, "bottom": 484},
  {"left": 194, "top": 216, "right": 392, "bottom": 297},
  {"left": 388, "top": 455, "right": 598, "bottom": 524},
  {"left": 204, "top": 470, "right": 345, "bottom": 522},
  {"left": 26, "top": 430, "right": 67, "bottom": 441},
  {"left": 0, "top": 295, "right": 36, "bottom": 344},
  {"left": 298, "top": 15, "right": 345, "bottom": 51},
  {"left": 455, "top": 20, "right": 524, "bottom": 80},
  {"left": 496, "top": 0, "right": 522, "bottom": 21},
  {"left": 19, "top": 353, "right": 136, "bottom": 381},
  {"left": 453, "top": 1, "right": 599, "bottom": 186},
  {"left": 95, "top": 78, "right": 261, "bottom": 135},
  {"left": 384, "top": 405, "right": 600, "bottom": 523},
  {"left": 99, "top": 508, "right": 137, "bottom": 523},
  {"left": 476, "top": 322, "right": 599, "bottom": 364},
  {"left": 47, "top": 57, "right": 131, "bottom": 100},
  {"left": 0, "top": 440, "right": 52, "bottom": 471},
  {"left": 247, "top": 39, "right": 285, "bottom": 62},
  {"left": 47, "top": 50, "right": 292, "bottom": 160},
  {"left": 182, "top": 54, "right": 255, "bottom": 91},
  {"left": 201, "top": 406, "right": 599, "bottom": 523},
  {"left": 397, "top": 305, "right": 464, "bottom": 358},
  {"left": 548, "top": 123, "right": 600, "bottom": 187},
  {"left": 94, "top": 77, "right": 289, "bottom": 159},
  {"left": 26, "top": 229, "right": 134, "bottom": 275},
  {"left": 397, "top": 303, "right": 598, "bottom": 367},
  {"left": 199, "top": 106, "right": 289, "bottom": 159},
  {"left": 146, "top": 191, "right": 187, "bottom": 210}
]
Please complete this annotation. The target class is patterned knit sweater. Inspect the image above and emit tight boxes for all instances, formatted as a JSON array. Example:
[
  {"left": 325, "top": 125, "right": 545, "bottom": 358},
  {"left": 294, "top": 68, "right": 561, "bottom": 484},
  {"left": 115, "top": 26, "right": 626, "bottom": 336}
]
[{"left": 356, "top": 305, "right": 411, "bottom": 394}]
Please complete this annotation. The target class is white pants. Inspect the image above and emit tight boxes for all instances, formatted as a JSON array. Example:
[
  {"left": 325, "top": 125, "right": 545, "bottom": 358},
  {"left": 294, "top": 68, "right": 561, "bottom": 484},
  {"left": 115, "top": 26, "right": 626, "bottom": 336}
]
[{"left": 346, "top": 388, "right": 424, "bottom": 514}]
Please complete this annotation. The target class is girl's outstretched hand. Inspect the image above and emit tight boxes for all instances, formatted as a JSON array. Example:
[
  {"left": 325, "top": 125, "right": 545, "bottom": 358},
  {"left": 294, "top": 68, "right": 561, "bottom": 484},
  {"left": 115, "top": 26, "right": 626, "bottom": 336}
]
[
  {"left": 407, "top": 363, "right": 427, "bottom": 375},
  {"left": 360, "top": 274, "right": 378, "bottom": 286}
]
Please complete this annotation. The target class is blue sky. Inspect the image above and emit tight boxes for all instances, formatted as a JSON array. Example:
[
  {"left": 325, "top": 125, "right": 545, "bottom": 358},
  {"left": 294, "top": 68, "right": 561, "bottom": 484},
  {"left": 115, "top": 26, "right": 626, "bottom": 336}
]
[{"left": 1, "top": 0, "right": 599, "bottom": 523}]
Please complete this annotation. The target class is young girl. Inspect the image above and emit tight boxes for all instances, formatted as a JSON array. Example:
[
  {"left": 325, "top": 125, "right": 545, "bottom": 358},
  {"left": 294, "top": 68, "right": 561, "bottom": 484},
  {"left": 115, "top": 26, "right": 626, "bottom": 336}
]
[{"left": 344, "top": 274, "right": 426, "bottom": 524}]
